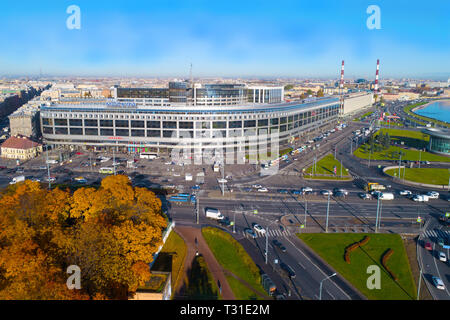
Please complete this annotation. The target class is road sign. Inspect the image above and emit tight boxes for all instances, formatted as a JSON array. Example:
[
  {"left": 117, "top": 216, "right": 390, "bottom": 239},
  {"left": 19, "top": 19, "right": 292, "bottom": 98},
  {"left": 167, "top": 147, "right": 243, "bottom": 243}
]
[
  {"left": 417, "top": 217, "right": 422, "bottom": 223},
  {"left": 253, "top": 210, "right": 258, "bottom": 214},
  {"left": 230, "top": 221, "right": 234, "bottom": 226},
  {"left": 300, "top": 224, "right": 305, "bottom": 229},
  {"left": 446, "top": 212, "right": 450, "bottom": 218}
]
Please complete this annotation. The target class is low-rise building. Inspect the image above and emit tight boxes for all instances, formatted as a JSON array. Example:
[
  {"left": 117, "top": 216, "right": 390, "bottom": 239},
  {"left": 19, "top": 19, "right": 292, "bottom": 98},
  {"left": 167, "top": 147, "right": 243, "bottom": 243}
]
[{"left": 0, "top": 135, "right": 42, "bottom": 160}]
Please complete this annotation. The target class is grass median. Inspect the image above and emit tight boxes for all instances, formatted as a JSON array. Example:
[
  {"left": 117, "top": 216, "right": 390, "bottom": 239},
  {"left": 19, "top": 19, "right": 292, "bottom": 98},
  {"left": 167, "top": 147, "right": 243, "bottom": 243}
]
[
  {"left": 304, "top": 153, "right": 351, "bottom": 179},
  {"left": 202, "top": 227, "right": 267, "bottom": 300},
  {"left": 298, "top": 233, "right": 417, "bottom": 300},
  {"left": 385, "top": 168, "right": 450, "bottom": 185}
]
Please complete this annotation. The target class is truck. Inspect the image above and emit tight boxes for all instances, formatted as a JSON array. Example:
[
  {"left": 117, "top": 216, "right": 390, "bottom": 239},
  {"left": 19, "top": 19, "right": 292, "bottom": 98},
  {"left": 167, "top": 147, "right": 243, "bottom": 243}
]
[
  {"left": 364, "top": 182, "right": 386, "bottom": 192},
  {"left": 205, "top": 208, "right": 224, "bottom": 220},
  {"left": 9, "top": 175, "right": 25, "bottom": 184},
  {"left": 379, "top": 192, "right": 394, "bottom": 200}
]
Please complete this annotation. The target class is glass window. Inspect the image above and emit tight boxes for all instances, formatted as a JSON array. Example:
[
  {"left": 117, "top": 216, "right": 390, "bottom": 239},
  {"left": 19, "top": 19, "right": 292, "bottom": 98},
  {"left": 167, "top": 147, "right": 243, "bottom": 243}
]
[
  {"left": 70, "top": 127, "right": 83, "bottom": 135},
  {"left": 115, "top": 129, "right": 129, "bottom": 136},
  {"left": 85, "top": 128, "right": 98, "bottom": 136},
  {"left": 69, "top": 119, "right": 82, "bottom": 126},
  {"left": 54, "top": 119, "right": 67, "bottom": 126},
  {"left": 163, "top": 130, "right": 176, "bottom": 138},
  {"left": 270, "top": 118, "right": 279, "bottom": 125},
  {"left": 84, "top": 119, "right": 98, "bottom": 127},
  {"left": 258, "top": 119, "right": 268, "bottom": 126},
  {"left": 213, "top": 121, "right": 226, "bottom": 129},
  {"left": 147, "top": 130, "right": 161, "bottom": 137},
  {"left": 115, "top": 120, "right": 129, "bottom": 128},
  {"left": 55, "top": 127, "right": 68, "bottom": 135},
  {"left": 163, "top": 121, "right": 177, "bottom": 129},
  {"left": 43, "top": 126, "right": 53, "bottom": 134},
  {"left": 179, "top": 121, "right": 194, "bottom": 129},
  {"left": 131, "top": 120, "right": 145, "bottom": 128},
  {"left": 100, "top": 120, "right": 113, "bottom": 127},
  {"left": 42, "top": 118, "right": 53, "bottom": 126},
  {"left": 229, "top": 121, "right": 242, "bottom": 128},
  {"left": 244, "top": 120, "right": 256, "bottom": 128},
  {"left": 147, "top": 121, "right": 160, "bottom": 128},
  {"left": 131, "top": 129, "right": 145, "bottom": 137},
  {"left": 280, "top": 117, "right": 287, "bottom": 124},
  {"left": 100, "top": 128, "right": 114, "bottom": 136}
]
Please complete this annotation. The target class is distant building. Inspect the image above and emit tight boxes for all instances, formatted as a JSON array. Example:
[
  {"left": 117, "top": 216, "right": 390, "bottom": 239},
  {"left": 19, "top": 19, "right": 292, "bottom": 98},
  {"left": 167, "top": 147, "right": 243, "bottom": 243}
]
[
  {"left": 8, "top": 107, "right": 41, "bottom": 138},
  {"left": 422, "top": 128, "right": 450, "bottom": 156},
  {"left": 0, "top": 135, "right": 42, "bottom": 160}
]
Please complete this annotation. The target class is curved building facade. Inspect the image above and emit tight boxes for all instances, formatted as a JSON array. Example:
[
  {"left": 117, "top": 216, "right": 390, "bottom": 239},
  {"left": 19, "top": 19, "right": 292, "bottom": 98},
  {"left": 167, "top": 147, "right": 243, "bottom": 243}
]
[
  {"left": 40, "top": 95, "right": 341, "bottom": 156},
  {"left": 422, "top": 128, "right": 450, "bottom": 156}
]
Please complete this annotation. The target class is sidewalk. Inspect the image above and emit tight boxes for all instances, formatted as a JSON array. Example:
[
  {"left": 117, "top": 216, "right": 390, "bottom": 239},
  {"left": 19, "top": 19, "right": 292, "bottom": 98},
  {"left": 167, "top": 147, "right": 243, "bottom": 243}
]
[{"left": 174, "top": 226, "right": 236, "bottom": 300}]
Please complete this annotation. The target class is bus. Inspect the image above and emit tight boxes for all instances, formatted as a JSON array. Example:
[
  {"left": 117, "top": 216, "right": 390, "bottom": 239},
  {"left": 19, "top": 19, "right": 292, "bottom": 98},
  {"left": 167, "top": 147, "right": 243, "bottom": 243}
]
[
  {"left": 99, "top": 167, "right": 114, "bottom": 174},
  {"left": 140, "top": 153, "right": 158, "bottom": 160}
]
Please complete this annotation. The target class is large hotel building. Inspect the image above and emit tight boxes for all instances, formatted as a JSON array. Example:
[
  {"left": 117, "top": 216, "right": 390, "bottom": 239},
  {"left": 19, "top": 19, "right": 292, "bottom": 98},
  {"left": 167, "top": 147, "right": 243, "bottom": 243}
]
[{"left": 40, "top": 82, "right": 373, "bottom": 156}]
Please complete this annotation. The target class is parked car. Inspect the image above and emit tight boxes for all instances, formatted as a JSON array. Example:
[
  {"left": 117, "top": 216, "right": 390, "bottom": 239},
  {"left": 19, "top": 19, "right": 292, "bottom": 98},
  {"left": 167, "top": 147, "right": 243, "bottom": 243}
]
[{"left": 432, "top": 276, "right": 445, "bottom": 290}]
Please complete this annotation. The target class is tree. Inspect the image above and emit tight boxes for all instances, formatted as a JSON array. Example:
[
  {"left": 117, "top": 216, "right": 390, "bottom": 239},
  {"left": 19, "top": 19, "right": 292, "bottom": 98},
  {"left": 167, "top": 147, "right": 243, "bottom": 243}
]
[
  {"left": 284, "top": 84, "right": 294, "bottom": 91},
  {"left": 0, "top": 176, "right": 167, "bottom": 300},
  {"left": 316, "top": 89, "right": 324, "bottom": 97}
]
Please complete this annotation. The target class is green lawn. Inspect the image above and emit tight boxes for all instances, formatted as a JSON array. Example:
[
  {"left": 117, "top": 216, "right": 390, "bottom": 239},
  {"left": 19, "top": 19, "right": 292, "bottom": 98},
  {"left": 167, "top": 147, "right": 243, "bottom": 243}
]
[
  {"left": 152, "top": 230, "right": 187, "bottom": 292},
  {"left": 298, "top": 233, "right": 417, "bottom": 300},
  {"left": 354, "top": 128, "right": 450, "bottom": 162},
  {"left": 353, "top": 110, "right": 374, "bottom": 121},
  {"left": 385, "top": 168, "right": 450, "bottom": 185},
  {"left": 305, "top": 153, "right": 351, "bottom": 178},
  {"left": 202, "top": 227, "right": 267, "bottom": 299}
]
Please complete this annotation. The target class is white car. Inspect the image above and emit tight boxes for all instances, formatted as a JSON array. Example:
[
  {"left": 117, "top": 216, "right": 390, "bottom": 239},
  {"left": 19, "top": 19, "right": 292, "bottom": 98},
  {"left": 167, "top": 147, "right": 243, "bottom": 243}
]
[
  {"left": 413, "top": 195, "right": 429, "bottom": 202},
  {"left": 438, "top": 251, "right": 447, "bottom": 262},
  {"left": 253, "top": 224, "right": 266, "bottom": 234},
  {"left": 432, "top": 276, "right": 445, "bottom": 290},
  {"left": 257, "top": 187, "right": 269, "bottom": 193},
  {"left": 427, "top": 191, "right": 439, "bottom": 199},
  {"left": 217, "top": 178, "right": 228, "bottom": 183},
  {"left": 302, "top": 187, "right": 313, "bottom": 193},
  {"left": 252, "top": 184, "right": 262, "bottom": 189},
  {"left": 399, "top": 190, "right": 412, "bottom": 196}
]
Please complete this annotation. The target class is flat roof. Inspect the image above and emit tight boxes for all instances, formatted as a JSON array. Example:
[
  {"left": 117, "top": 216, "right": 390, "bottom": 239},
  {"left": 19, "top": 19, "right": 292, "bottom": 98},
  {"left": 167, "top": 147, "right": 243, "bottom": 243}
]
[{"left": 422, "top": 128, "right": 450, "bottom": 139}]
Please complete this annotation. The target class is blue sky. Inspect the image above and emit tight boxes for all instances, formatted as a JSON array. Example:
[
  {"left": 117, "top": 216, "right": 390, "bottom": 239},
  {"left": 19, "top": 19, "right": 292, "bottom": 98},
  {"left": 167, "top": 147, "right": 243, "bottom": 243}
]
[{"left": 0, "top": 0, "right": 448, "bottom": 79}]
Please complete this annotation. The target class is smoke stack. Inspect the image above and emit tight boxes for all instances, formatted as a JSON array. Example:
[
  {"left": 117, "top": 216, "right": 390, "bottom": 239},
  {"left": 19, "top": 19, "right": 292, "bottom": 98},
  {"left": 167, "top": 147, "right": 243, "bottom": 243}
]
[{"left": 374, "top": 59, "right": 380, "bottom": 92}]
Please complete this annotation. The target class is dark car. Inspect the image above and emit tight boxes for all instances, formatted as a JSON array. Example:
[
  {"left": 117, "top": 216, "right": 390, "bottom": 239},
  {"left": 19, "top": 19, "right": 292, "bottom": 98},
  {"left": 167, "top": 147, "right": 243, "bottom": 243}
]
[
  {"left": 279, "top": 262, "right": 296, "bottom": 279},
  {"left": 244, "top": 228, "right": 256, "bottom": 239},
  {"left": 272, "top": 239, "right": 287, "bottom": 253},
  {"left": 277, "top": 189, "right": 288, "bottom": 194},
  {"left": 218, "top": 217, "right": 231, "bottom": 227},
  {"left": 334, "top": 191, "right": 346, "bottom": 198},
  {"left": 291, "top": 189, "right": 302, "bottom": 195}
]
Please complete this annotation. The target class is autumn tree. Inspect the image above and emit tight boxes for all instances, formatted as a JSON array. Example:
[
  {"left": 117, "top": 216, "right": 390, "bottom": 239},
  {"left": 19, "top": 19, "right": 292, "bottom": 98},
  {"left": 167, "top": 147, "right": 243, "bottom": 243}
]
[{"left": 0, "top": 175, "right": 167, "bottom": 300}]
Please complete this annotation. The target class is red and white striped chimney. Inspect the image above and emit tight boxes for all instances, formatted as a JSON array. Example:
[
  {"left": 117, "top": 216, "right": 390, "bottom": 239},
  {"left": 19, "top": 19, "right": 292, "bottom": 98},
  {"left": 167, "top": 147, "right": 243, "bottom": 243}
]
[
  {"left": 340, "top": 60, "right": 345, "bottom": 89},
  {"left": 374, "top": 59, "right": 380, "bottom": 92}
]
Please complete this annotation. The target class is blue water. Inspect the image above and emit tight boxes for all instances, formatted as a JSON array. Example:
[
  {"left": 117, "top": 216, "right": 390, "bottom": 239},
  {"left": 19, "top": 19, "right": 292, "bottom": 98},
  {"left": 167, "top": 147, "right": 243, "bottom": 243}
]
[{"left": 414, "top": 100, "right": 450, "bottom": 123}]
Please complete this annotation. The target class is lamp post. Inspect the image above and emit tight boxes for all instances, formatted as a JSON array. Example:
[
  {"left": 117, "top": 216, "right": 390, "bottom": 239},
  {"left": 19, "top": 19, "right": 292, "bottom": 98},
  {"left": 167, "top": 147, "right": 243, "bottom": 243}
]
[
  {"left": 375, "top": 196, "right": 380, "bottom": 233},
  {"left": 325, "top": 192, "right": 330, "bottom": 233},
  {"left": 319, "top": 273, "right": 337, "bottom": 300},
  {"left": 417, "top": 268, "right": 422, "bottom": 300}
]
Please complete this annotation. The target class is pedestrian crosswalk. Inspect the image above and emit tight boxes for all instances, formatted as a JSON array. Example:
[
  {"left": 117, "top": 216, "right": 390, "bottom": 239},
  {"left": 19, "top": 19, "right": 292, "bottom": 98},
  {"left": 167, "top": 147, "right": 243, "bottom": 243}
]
[
  {"left": 423, "top": 229, "right": 449, "bottom": 240},
  {"left": 243, "top": 228, "right": 292, "bottom": 239}
]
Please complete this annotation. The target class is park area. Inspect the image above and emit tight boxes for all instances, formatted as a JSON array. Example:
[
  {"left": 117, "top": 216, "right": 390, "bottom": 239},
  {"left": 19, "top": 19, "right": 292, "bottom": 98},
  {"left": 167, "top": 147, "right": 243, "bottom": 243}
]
[
  {"left": 304, "top": 153, "right": 351, "bottom": 180},
  {"left": 202, "top": 227, "right": 268, "bottom": 300},
  {"left": 385, "top": 168, "right": 450, "bottom": 185},
  {"left": 354, "top": 128, "right": 450, "bottom": 162},
  {"left": 297, "top": 233, "right": 417, "bottom": 300}
]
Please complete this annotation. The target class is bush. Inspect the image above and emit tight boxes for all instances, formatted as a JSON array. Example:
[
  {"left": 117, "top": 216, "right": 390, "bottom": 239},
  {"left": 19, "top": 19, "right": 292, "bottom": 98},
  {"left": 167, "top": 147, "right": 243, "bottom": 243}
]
[
  {"left": 381, "top": 249, "right": 398, "bottom": 281},
  {"left": 344, "top": 236, "right": 371, "bottom": 264}
]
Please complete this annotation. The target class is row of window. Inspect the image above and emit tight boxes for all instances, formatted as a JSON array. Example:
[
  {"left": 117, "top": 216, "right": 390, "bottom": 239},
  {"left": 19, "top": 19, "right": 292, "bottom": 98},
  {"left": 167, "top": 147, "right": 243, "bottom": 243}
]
[{"left": 42, "top": 110, "right": 338, "bottom": 130}]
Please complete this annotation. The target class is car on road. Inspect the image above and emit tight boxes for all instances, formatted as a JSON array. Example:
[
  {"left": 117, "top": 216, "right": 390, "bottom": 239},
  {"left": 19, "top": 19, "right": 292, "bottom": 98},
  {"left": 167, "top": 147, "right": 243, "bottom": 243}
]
[
  {"left": 334, "top": 191, "right": 346, "bottom": 198},
  {"left": 320, "top": 190, "right": 332, "bottom": 196},
  {"left": 425, "top": 242, "right": 432, "bottom": 251},
  {"left": 253, "top": 224, "right": 266, "bottom": 234},
  {"left": 244, "top": 228, "right": 257, "bottom": 239},
  {"left": 45, "top": 176, "right": 56, "bottom": 182},
  {"left": 399, "top": 190, "right": 412, "bottom": 196},
  {"left": 191, "top": 185, "right": 200, "bottom": 190},
  {"left": 257, "top": 187, "right": 269, "bottom": 193},
  {"left": 277, "top": 189, "right": 288, "bottom": 194},
  {"left": 272, "top": 239, "right": 287, "bottom": 253},
  {"left": 426, "top": 191, "right": 439, "bottom": 199},
  {"left": 358, "top": 193, "right": 371, "bottom": 200},
  {"left": 413, "top": 194, "right": 429, "bottom": 202},
  {"left": 279, "top": 262, "right": 296, "bottom": 279},
  {"left": 243, "top": 187, "right": 252, "bottom": 192},
  {"left": 437, "top": 238, "right": 444, "bottom": 247},
  {"left": 432, "top": 276, "right": 445, "bottom": 290},
  {"left": 301, "top": 187, "right": 313, "bottom": 194},
  {"left": 291, "top": 189, "right": 302, "bottom": 195},
  {"left": 438, "top": 251, "right": 447, "bottom": 262},
  {"left": 252, "top": 184, "right": 262, "bottom": 189}
]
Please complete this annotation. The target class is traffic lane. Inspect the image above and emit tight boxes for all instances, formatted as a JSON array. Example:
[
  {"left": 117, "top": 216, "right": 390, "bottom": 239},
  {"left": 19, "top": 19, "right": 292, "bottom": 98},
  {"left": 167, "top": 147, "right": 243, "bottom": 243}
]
[{"left": 429, "top": 222, "right": 450, "bottom": 299}]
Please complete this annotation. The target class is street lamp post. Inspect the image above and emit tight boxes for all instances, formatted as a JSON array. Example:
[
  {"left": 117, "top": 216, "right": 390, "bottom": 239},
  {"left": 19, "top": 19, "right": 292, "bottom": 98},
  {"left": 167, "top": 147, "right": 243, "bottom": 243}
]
[
  {"left": 325, "top": 193, "right": 330, "bottom": 233},
  {"left": 319, "top": 273, "right": 337, "bottom": 300},
  {"left": 375, "top": 196, "right": 380, "bottom": 233},
  {"left": 417, "top": 268, "right": 422, "bottom": 300}
]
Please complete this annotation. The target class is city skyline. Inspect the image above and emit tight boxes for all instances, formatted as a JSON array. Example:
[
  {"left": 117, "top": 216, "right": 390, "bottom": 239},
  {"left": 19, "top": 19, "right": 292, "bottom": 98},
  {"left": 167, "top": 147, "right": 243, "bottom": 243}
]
[{"left": 0, "top": 1, "right": 448, "bottom": 79}]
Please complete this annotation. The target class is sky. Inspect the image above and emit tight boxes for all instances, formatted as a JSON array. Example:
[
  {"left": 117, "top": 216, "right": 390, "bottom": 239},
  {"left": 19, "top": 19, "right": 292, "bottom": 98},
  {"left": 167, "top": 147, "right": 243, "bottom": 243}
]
[{"left": 0, "top": 0, "right": 448, "bottom": 79}]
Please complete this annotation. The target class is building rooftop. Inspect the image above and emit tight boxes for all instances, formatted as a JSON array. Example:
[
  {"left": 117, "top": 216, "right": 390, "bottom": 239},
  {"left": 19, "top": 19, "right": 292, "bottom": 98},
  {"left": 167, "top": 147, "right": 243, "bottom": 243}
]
[{"left": 1, "top": 135, "right": 41, "bottom": 150}]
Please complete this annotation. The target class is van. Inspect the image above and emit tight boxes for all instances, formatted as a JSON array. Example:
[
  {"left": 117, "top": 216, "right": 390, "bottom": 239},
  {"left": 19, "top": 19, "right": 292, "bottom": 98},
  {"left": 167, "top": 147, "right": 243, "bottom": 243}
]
[
  {"left": 379, "top": 192, "right": 394, "bottom": 200},
  {"left": 46, "top": 159, "right": 58, "bottom": 165}
]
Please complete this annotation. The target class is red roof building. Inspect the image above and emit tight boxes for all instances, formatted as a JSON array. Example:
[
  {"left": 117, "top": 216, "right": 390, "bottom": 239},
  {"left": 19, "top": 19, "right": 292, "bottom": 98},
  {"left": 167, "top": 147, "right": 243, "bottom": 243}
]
[{"left": 0, "top": 135, "right": 42, "bottom": 160}]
